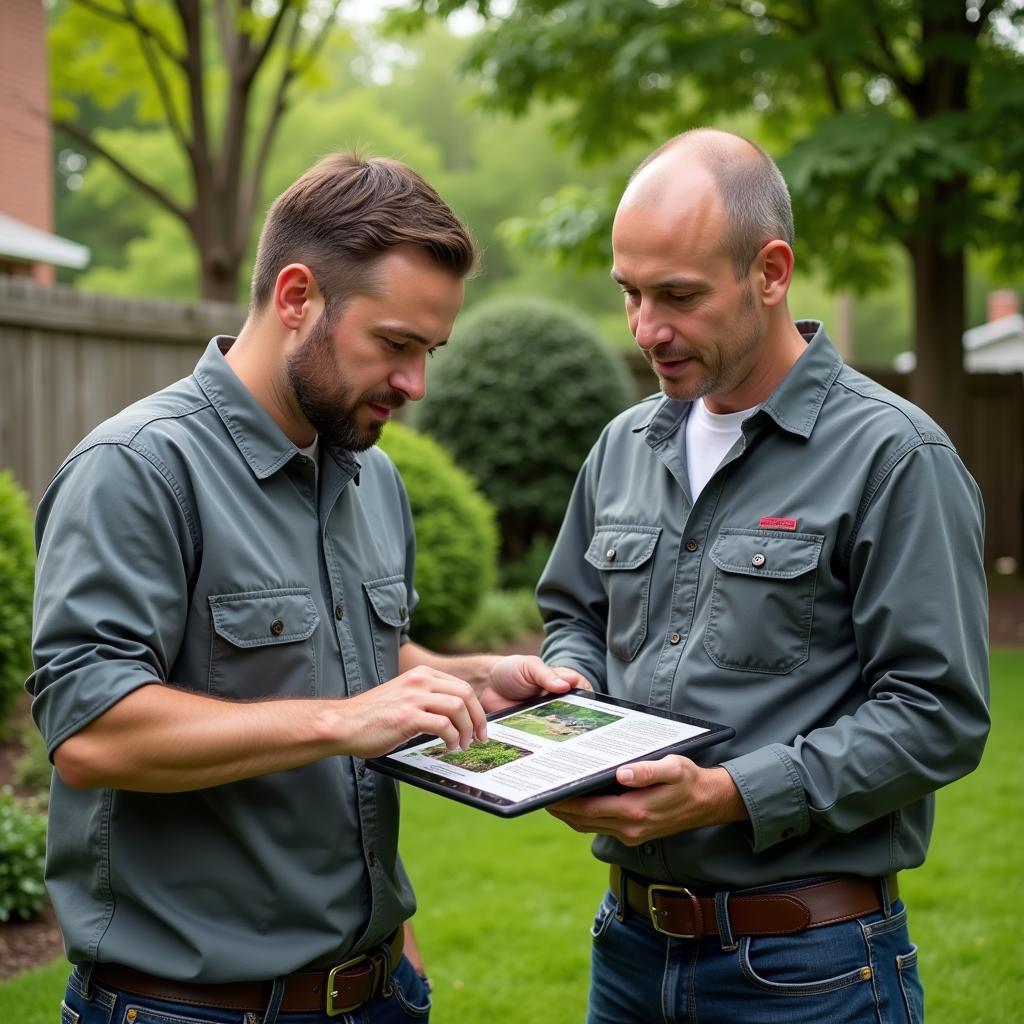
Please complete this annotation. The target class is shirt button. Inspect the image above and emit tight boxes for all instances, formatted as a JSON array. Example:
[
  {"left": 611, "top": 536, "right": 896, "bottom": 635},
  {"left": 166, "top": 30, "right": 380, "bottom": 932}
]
[
  {"left": 357, "top": 762, "right": 367, "bottom": 779},
  {"left": 685, "top": 539, "right": 699, "bottom": 553},
  {"left": 270, "top": 618, "right": 284, "bottom": 636},
  {"left": 781, "top": 827, "right": 794, "bottom": 839},
  {"left": 399, "top": 604, "right": 408, "bottom": 619},
  {"left": 642, "top": 842, "right": 656, "bottom": 856},
  {"left": 368, "top": 849, "right": 377, "bottom": 867},
  {"left": 669, "top": 632, "right": 681, "bottom": 645},
  {"left": 334, "top": 603, "right": 344, "bottom": 621},
  {"left": 751, "top": 552, "right": 766, "bottom": 568},
  {"left": 605, "top": 548, "right": 617, "bottom": 561}
]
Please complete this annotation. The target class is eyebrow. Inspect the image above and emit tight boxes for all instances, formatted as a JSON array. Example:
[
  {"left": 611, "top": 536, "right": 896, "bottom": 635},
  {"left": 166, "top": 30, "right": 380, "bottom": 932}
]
[{"left": 610, "top": 270, "right": 709, "bottom": 292}]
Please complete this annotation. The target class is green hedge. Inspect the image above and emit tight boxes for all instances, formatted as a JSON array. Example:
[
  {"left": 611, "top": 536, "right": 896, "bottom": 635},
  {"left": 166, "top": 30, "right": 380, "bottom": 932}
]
[
  {"left": 377, "top": 423, "right": 498, "bottom": 648},
  {"left": 0, "top": 472, "right": 35, "bottom": 726},
  {"left": 0, "top": 787, "right": 47, "bottom": 922},
  {"left": 416, "top": 297, "right": 632, "bottom": 558}
]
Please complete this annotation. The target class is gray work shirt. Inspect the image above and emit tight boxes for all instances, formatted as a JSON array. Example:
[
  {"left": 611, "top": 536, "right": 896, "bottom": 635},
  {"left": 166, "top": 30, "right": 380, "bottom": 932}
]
[
  {"left": 538, "top": 322, "right": 990, "bottom": 887},
  {"left": 30, "top": 337, "right": 417, "bottom": 982}
]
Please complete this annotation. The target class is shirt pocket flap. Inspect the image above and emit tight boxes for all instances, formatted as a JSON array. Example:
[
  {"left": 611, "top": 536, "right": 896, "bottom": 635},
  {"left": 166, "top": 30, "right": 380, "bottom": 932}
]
[
  {"left": 584, "top": 526, "right": 662, "bottom": 571},
  {"left": 363, "top": 577, "right": 411, "bottom": 628},
  {"left": 709, "top": 529, "right": 824, "bottom": 580},
  {"left": 209, "top": 589, "right": 320, "bottom": 648}
]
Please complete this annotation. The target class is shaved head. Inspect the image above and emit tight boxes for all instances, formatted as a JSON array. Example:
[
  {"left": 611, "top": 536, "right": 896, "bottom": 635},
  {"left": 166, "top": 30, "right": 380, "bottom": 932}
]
[{"left": 623, "top": 129, "right": 794, "bottom": 278}]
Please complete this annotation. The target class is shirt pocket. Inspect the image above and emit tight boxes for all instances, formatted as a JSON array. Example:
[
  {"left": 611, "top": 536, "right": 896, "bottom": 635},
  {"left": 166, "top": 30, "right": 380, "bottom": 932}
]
[
  {"left": 703, "top": 529, "right": 824, "bottom": 675},
  {"left": 364, "top": 575, "right": 411, "bottom": 684},
  {"left": 208, "top": 588, "right": 320, "bottom": 697},
  {"left": 584, "top": 525, "right": 661, "bottom": 662}
]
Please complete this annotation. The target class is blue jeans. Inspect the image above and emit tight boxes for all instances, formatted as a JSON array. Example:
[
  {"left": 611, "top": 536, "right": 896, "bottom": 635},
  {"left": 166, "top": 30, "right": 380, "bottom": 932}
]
[
  {"left": 588, "top": 883, "right": 924, "bottom": 1024},
  {"left": 60, "top": 956, "right": 430, "bottom": 1024}
]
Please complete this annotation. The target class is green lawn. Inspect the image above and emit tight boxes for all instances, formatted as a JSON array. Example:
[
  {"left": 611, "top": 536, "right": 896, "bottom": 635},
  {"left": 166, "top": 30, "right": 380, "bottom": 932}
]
[{"left": 3, "top": 652, "right": 1021, "bottom": 1023}]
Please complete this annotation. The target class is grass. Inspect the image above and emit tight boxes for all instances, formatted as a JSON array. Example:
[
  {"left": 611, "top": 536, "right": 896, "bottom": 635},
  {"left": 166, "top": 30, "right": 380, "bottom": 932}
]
[{"left": 2, "top": 653, "right": 1020, "bottom": 1023}]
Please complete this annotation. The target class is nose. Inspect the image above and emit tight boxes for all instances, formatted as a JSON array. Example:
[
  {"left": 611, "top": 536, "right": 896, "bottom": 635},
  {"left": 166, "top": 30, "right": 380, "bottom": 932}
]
[
  {"left": 390, "top": 355, "right": 427, "bottom": 402},
  {"left": 631, "top": 300, "right": 673, "bottom": 351}
]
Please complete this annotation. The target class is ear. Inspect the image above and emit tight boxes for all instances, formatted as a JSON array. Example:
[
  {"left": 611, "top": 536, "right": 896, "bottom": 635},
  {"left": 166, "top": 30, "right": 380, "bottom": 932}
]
[
  {"left": 755, "top": 240, "right": 794, "bottom": 308},
  {"left": 273, "top": 264, "right": 320, "bottom": 330}
]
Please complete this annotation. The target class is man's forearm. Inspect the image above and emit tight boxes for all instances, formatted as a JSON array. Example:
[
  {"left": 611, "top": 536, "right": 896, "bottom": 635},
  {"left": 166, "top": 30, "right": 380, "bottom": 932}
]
[
  {"left": 399, "top": 641, "right": 499, "bottom": 690},
  {"left": 52, "top": 683, "right": 351, "bottom": 793}
]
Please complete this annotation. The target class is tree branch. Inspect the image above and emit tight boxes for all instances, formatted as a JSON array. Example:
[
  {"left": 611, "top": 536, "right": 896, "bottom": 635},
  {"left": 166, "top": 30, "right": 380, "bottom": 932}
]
[
  {"left": 69, "top": 0, "right": 183, "bottom": 66},
  {"left": 121, "top": 0, "right": 190, "bottom": 153},
  {"left": 293, "top": 0, "right": 343, "bottom": 79},
  {"left": 54, "top": 118, "right": 192, "bottom": 228},
  {"left": 243, "top": 0, "right": 298, "bottom": 85},
  {"left": 214, "top": 0, "right": 236, "bottom": 69}
]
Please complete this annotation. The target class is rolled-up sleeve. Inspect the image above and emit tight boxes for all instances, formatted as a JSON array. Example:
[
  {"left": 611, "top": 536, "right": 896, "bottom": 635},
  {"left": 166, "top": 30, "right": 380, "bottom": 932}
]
[
  {"left": 537, "top": 453, "right": 610, "bottom": 691},
  {"left": 29, "top": 442, "right": 197, "bottom": 756},
  {"left": 723, "top": 441, "right": 990, "bottom": 851}
]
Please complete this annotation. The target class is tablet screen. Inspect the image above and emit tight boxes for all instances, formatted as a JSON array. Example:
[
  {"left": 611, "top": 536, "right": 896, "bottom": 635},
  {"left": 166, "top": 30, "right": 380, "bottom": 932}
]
[{"left": 379, "top": 691, "right": 713, "bottom": 806}]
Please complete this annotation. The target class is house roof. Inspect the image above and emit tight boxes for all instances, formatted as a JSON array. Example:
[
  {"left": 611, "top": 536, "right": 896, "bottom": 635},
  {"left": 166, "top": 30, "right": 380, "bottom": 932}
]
[
  {"left": 963, "top": 312, "right": 1024, "bottom": 351},
  {"left": 0, "top": 212, "right": 90, "bottom": 269}
]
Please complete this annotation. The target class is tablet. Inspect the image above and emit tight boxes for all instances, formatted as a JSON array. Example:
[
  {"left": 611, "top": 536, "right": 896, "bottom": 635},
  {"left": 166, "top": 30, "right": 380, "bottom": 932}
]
[{"left": 366, "top": 689, "right": 734, "bottom": 818}]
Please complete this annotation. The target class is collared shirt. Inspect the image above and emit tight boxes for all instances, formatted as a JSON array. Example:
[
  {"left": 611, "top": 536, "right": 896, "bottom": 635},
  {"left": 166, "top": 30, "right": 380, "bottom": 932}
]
[
  {"left": 538, "top": 322, "right": 990, "bottom": 887},
  {"left": 30, "top": 338, "right": 418, "bottom": 982}
]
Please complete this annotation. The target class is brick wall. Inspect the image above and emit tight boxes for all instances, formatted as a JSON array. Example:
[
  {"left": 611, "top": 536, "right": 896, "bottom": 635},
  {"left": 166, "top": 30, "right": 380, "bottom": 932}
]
[{"left": 0, "top": 0, "right": 55, "bottom": 284}]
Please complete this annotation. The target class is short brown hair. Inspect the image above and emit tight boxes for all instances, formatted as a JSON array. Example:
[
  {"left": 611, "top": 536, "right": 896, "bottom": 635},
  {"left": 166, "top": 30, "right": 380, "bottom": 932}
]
[{"left": 250, "top": 153, "right": 476, "bottom": 314}]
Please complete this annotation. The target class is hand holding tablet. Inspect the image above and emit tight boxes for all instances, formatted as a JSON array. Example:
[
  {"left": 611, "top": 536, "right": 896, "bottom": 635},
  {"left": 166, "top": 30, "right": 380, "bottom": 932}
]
[{"left": 367, "top": 690, "right": 734, "bottom": 817}]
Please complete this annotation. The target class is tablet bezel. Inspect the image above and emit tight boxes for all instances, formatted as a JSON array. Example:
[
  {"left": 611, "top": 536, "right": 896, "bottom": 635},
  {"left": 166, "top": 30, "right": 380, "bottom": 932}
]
[{"left": 366, "top": 689, "right": 734, "bottom": 818}]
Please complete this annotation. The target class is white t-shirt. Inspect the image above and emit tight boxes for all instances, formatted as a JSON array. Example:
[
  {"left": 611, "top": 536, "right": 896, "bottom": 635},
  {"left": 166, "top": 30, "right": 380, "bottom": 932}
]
[
  {"left": 298, "top": 436, "right": 319, "bottom": 482},
  {"left": 685, "top": 400, "right": 759, "bottom": 500}
]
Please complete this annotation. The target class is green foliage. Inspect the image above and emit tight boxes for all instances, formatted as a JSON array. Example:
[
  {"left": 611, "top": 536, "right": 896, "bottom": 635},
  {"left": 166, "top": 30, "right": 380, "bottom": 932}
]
[
  {"left": 500, "top": 535, "right": 555, "bottom": 593},
  {"left": 377, "top": 423, "right": 497, "bottom": 647},
  {"left": 0, "top": 473, "right": 35, "bottom": 727},
  {"left": 454, "top": 589, "right": 542, "bottom": 650},
  {"left": 417, "top": 298, "right": 631, "bottom": 557},
  {"left": 14, "top": 728, "right": 52, "bottom": 796},
  {"left": 0, "top": 788, "right": 47, "bottom": 923}
]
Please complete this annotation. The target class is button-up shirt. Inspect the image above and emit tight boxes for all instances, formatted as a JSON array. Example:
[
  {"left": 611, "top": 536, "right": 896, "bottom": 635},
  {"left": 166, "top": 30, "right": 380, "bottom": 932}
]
[
  {"left": 538, "top": 322, "right": 990, "bottom": 887},
  {"left": 30, "top": 338, "right": 417, "bottom": 982}
]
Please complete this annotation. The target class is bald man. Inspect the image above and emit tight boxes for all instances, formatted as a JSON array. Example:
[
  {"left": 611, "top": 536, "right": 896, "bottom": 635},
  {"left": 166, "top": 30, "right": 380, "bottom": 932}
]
[{"left": 537, "top": 130, "right": 989, "bottom": 1023}]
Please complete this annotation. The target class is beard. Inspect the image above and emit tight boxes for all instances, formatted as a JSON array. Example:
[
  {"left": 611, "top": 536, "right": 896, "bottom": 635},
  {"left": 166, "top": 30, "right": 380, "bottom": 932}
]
[
  {"left": 286, "top": 312, "right": 405, "bottom": 453},
  {"left": 652, "top": 280, "right": 763, "bottom": 403}
]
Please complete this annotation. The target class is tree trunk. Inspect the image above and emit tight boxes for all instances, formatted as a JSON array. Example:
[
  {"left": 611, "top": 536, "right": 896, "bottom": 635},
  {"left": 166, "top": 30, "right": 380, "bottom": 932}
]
[
  {"left": 199, "top": 255, "right": 242, "bottom": 303},
  {"left": 908, "top": 233, "right": 967, "bottom": 450}
]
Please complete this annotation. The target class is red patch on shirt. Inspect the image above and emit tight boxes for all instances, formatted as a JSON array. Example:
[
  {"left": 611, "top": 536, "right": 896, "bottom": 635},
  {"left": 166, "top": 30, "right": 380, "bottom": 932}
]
[{"left": 759, "top": 516, "right": 798, "bottom": 531}]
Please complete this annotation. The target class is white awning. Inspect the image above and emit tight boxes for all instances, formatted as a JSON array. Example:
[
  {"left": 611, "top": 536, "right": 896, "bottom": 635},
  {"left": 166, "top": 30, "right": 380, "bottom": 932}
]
[{"left": 0, "top": 212, "right": 90, "bottom": 269}]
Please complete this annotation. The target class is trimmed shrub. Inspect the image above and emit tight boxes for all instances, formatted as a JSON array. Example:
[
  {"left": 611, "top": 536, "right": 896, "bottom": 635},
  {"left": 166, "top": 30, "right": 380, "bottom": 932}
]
[
  {"left": 416, "top": 297, "right": 632, "bottom": 558},
  {"left": 378, "top": 423, "right": 498, "bottom": 648},
  {"left": 15, "top": 726, "right": 51, "bottom": 795},
  {"left": 0, "top": 786, "right": 47, "bottom": 922},
  {"left": 0, "top": 471, "right": 35, "bottom": 727},
  {"left": 455, "top": 589, "right": 543, "bottom": 650}
]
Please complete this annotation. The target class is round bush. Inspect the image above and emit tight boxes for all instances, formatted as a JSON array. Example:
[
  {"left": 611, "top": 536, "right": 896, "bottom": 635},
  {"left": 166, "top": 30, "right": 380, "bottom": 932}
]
[
  {"left": 0, "top": 471, "right": 35, "bottom": 726},
  {"left": 416, "top": 297, "right": 631, "bottom": 557},
  {"left": 377, "top": 422, "right": 498, "bottom": 648},
  {"left": 0, "top": 786, "right": 47, "bottom": 922}
]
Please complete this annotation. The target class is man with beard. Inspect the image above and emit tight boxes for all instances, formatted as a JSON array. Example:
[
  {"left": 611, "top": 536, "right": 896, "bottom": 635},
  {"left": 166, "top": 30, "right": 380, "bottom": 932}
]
[
  {"left": 537, "top": 129, "right": 989, "bottom": 1023},
  {"left": 30, "top": 154, "right": 578, "bottom": 1024}
]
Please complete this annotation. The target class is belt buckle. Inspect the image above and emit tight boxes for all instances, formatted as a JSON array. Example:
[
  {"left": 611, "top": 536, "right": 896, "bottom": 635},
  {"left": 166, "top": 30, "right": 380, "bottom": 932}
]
[
  {"left": 325, "top": 952, "right": 383, "bottom": 1017},
  {"left": 647, "top": 883, "right": 701, "bottom": 939}
]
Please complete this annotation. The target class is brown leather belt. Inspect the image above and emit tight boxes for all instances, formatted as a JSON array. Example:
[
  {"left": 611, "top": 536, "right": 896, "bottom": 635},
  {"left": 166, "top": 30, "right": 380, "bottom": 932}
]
[
  {"left": 90, "top": 928, "right": 403, "bottom": 1016},
  {"left": 613, "top": 866, "right": 897, "bottom": 939}
]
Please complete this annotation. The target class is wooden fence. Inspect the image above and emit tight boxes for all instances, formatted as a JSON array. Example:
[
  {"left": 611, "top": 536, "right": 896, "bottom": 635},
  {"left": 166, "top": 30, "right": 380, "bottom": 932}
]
[
  {"left": 1, "top": 276, "right": 1020, "bottom": 568},
  {"left": 0, "top": 276, "right": 242, "bottom": 500}
]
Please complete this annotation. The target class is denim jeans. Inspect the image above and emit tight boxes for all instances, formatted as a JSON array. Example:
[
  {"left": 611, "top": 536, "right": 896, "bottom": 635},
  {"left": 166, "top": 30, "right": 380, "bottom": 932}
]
[
  {"left": 60, "top": 955, "right": 430, "bottom": 1024},
  {"left": 588, "top": 883, "right": 924, "bottom": 1024}
]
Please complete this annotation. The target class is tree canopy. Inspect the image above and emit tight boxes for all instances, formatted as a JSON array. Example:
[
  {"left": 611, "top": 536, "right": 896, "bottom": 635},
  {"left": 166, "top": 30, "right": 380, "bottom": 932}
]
[
  {"left": 406, "top": 0, "right": 1024, "bottom": 442},
  {"left": 50, "top": 0, "right": 344, "bottom": 301}
]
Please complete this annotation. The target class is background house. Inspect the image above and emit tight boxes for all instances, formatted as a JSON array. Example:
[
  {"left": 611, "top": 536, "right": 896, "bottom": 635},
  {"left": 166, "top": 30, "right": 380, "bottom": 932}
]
[{"left": 0, "top": 0, "right": 88, "bottom": 281}]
